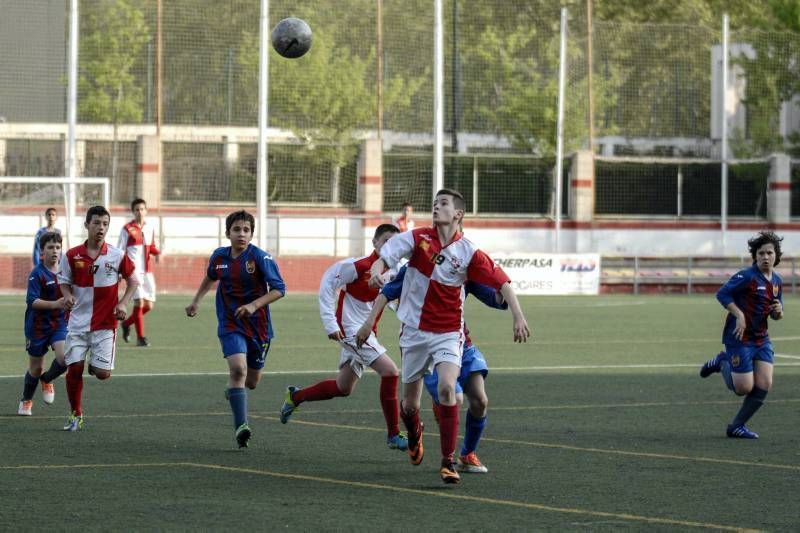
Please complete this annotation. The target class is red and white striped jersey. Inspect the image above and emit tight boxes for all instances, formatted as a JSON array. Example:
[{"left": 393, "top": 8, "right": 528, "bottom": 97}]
[
  {"left": 379, "top": 227, "right": 510, "bottom": 333},
  {"left": 58, "top": 242, "right": 136, "bottom": 332},
  {"left": 319, "top": 251, "right": 391, "bottom": 337},
  {"left": 117, "top": 220, "right": 160, "bottom": 274}
]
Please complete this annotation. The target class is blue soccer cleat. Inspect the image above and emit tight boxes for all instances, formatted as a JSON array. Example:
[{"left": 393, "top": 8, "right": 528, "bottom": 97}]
[
  {"left": 280, "top": 386, "right": 300, "bottom": 424},
  {"left": 727, "top": 424, "right": 759, "bottom": 439},
  {"left": 387, "top": 432, "right": 409, "bottom": 451},
  {"left": 63, "top": 412, "right": 83, "bottom": 432},
  {"left": 700, "top": 352, "right": 725, "bottom": 378},
  {"left": 235, "top": 423, "right": 252, "bottom": 448}
]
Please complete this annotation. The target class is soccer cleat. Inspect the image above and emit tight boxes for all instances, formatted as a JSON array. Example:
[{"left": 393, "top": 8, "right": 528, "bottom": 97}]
[
  {"left": 439, "top": 460, "right": 461, "bottom": 484},
  {"left": 63, "top": 412, "right": 84, "bottom": 432},
  {"left": 136, "top": 337, "right": 151, "bottom": 347},
  {"left": 458, "top": 452, "right": 488, "bottom": 473},
  {"left": 235, "top": 423, "right": 252, "bottom": 448},
  {"left": 407, "top": 422, "right": 425, "bottom": 465},
  {"left": 727, "top": 424, "right": 759, "bottom": 439},
  {"left": 18, "top": 400, "right": 33, "bottom": 416},
  {"left": 121, "top": 323, "right": 131, "bottom": 343},
  {"left": 387, "top": 432, "right": 409, "bottom": 451},
  {"left": 700, "top": 352, "right": 725, "bottom": 378},
  {"left": 279, "top": 386, "right": 300, "bottom": 424},
  {"left": 41, "top": 381, "right": 55, "bottom": 404}
]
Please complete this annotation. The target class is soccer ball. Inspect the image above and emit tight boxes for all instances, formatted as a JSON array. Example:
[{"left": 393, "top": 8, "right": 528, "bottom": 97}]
[{"left": 271, "top": 17, "right": 312, "bottom": 59}]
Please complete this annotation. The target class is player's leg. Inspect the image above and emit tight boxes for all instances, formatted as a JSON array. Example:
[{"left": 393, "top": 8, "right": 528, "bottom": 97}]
[
  {"left": 87, "top": 330, "right": 114, "bottom": 381},
  {"left": 226, "top": 353, "right": 251, "bottom": 447},
  {"left": 369, "top": 353, "right": 407, "bottom": 450},
  {"left": 62, "top": 332, "right": 89, "bottom": 431},
  {"left": 136, "top": 275, "right": 156, "bottom": 346},
  {"left": 434, "top": 361, "right": 462, "bottom": 483},
  {"left": 699, "top": 350, "right": 727, "bottom": 378},
  {"left": 728, "top": 348, "right": 773, "bottom": 439},
  {"left": 40, "top": 335, "right": 67, "bottom": 404},
  {"left": 18, "top": 349, "right": 45, "bottom": 415},
  {"left": 398, "top": 327, "right": 430, "bottom": 465},
  {"left": 459, "top": 372, "right": 489, "bottom": 473}
]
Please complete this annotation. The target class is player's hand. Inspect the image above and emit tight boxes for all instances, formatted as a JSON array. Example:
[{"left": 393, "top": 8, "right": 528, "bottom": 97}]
[
  {"left": 185, "top": 303, "right": 199, "bottom": 317},
  {"left": 513, "top": 317, "right": 531, "bottom": 343},
  {"left": 114, "top": 304, "right": 127, "bottom": 321},
  {"left": 734, "top": 316, "right": 746, "bottom": 340},
  {"left": 368, "top": 273, "right": 385, "bottom": 289},
  {"left": 55, "top": 297, "right": 68, "bottom": 311},
  {"left": 234, "top": 303, "right": 258, "bottom": 319},
  {"left": 355, "top": 323, "right": 372, "bottom": 348},
  {"left": 63, "top": 294, "right": 76, "bottom": 310},
  {"left": 328, "top": 331, "right": 344, "bottom": 341}
]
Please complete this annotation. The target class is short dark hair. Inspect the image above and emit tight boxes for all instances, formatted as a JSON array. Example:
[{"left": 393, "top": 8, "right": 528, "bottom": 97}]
[
  {"left": 85, "top": 205, "right": 110, "bottom": 224},
  {"left": 225, "top": 210, "right": 255, "bottom": 235},
  {"left": 436, "top": 188, "right": 465, "bottom": 211},
  {"left": 131, "top": 198, "right": 147, "bottom": 211},
  {"left": 401, "top": 202, "right": 412, "bottom": 208},
  {"left": 45, "top": 207, "right": 57, "bottom": 216},
  {"left": 374, "top": 223, "right": 400, "bottom": 239},
  {"left": 38, "top": 231, "right": 62, "bottom": 250},
  {"left": 748, "top": 230, "right": 783, "bottom": 267}
]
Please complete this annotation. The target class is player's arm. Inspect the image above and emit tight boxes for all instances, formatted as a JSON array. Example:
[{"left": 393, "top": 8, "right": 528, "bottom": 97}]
[
  {"left": 467, "top": 250, "right": 530, "bottom": 343},
  {"left": 234, "top": 288, "right": 283, "bottom": 319},
  {"left": 356, "top": 293, "right": 390, "bottom": 348},
  {"left": 56, "top": 255, "right": 76, "bottom": 310},
  {"left": 318, "top": 261, "right": 355, "bottom": 341},
  {"left": 466, "top": 280, "right": 508, "bottom": 310},
  {"left": 116, "top": 271, "right": 140, "bottom": 321},
  {"left": 32, "top": 231, "right": 40, "bottom": 266},
  {"left": 234, "top": 254, "right": 286, "bottom": 319},
  {"left": 186, "top": 275, "right": 215, "bottom": 317},
  {"left": 32, "top": 297, "right": 67, "bottom": 311},
  {"left": 369, "top": 231, "right": 414, "bottom": 288},
  {"left": 499, "top": 282, "right": 530, "bottom": 343},
  {"left": 716, "top": 271, "right": 749, "bottom": 339}
]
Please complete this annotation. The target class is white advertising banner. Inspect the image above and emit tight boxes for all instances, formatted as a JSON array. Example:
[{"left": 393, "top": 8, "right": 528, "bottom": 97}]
[{"left": 492, "top": 253, "right": 601, "bottom": 295}]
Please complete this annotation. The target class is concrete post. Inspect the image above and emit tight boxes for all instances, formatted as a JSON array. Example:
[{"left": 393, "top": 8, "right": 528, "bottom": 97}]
[
  {"left": 136, "top": 135, "right": 162, "bottom": 208},
  {"left": 569, "top": 150, "right": 594, "bottom": 222},
  {"left": 357, "top": 138, "right": 383, "bottom": 215},
  {"left": 767, "top": 153, "right": 791, "bottom": 224},
  {"left": 0, "top": 139, "right": 6, "bottom": 175},
  {"left": 223, "top": 135, "right": 239, "bottom": 175}
]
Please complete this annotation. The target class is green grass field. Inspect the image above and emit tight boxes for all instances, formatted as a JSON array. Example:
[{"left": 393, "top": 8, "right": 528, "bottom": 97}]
[{"left": 1, "top": 294, "right": 799, "bottom": 531}]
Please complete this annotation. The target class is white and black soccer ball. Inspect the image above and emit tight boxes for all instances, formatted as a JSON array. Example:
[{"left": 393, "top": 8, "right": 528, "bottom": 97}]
[{"left": 271, "top": 17, "right": 312, "bottom": 59}]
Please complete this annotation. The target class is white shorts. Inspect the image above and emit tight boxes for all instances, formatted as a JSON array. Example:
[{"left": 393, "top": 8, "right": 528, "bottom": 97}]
[
  {"left": 64, "top": 330, "right": 117, "bottom": 370},
  {"left": 134, "top": 272, "right": 156, "bottom": 302},
  {"left": 399, "top": 325, "right": 463, "bottom": 384},
  {"left": 337, "top": 334, "right": 387, "bottom": 378}
]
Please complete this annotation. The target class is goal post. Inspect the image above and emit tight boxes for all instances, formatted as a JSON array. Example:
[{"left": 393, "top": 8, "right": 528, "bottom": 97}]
[{"left": 0, "top": 176, "right": 110, "bottom": 250}]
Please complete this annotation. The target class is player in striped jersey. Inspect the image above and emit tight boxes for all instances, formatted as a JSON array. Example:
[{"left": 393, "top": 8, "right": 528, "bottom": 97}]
[
  {"left": 32, "top": 207, "right": 61, "bottom": 266},
  {"left": 58, "top": 206, "right": 138, "bottom": 431},
  {"left": 118, "top": 198, "right": 161, "bottom": 347},
  {"left": 279, "top": 224, "right": 408, "bottom": 451},
  {"left": 18, "top": 232, "right": 69, "bottom": 416},
  {"left": 699, "top": 231, "right": 784, "bottom": 439},
  {"left": 367, "top": 189, "right": 530, "bottom": 484},
  {"left": 186, "top": 210, "right": 286, "bottom": 449}
]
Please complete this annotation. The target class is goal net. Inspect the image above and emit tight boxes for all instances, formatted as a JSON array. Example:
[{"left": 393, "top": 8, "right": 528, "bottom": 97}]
[{"left": 0, "top": 176, "right": 110, "bottom": 250}]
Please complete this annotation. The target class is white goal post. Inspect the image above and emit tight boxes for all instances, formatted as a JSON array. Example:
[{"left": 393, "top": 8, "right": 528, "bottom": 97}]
[{"left": 0, "top": 176, "right": 110, "bottom": 250}]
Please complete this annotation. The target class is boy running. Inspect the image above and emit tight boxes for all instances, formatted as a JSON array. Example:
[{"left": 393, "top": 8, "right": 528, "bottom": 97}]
[
  {"left": 58, "top": 206, "right": 138, "bottom": 431},
  {"left": 19, "top": 232, "right": 69, "bottom": 416},
  {"left": 279, "top": 224, "right": 408, "bottom": 451},
  {"left": 186, "top": 210, "right": 286, "bottom": 449}
]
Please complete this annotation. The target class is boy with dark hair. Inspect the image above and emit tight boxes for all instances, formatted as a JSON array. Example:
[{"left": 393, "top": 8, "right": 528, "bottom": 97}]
[
  {"left": 699, "top": 230, "right": 784, "bottom": 439},
  {"left": 118, "top": 198, "right": 161, "bottom": 347},
  {"left": 59, "top": 205, "right": 138, "bottom": 431},
  {"left": 19, "top": 232, "right": 69, "bottom": 416},
  {"left": 33, "top": 207, "right": 61, "bottom": 266},
  {"left": 367, "top": 188, "right": 530, "bottom": 484},
  {"left": 186, "top": 210, "right": 286, "bottom": 448},
  {"left": 280, "top": 223, "right": 408, "bottom": 451}
]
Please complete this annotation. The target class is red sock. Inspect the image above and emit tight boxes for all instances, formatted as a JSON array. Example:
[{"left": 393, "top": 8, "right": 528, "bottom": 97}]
[
  {"left": 65, "top": 362, "right": 84, "bottom": 416},
  {"left": 400, "top": 405, "right": 422, "bottom": 446},
  {"left": 438, "top": 404, "right": 459, "bottom": 463},
  {"left": 293, "top": 379, "right": 343, "bottom": 404},
  {"left": 141, "top": 305, "right": 151, "bottom": 316},
  {"left": 133, "top": 307, "right": 145, "bottom": 338},
  {"left": 379, "top": 375, "right": 400, "bottom": 437},
  {"left": 431, "top": 401, "right": 442, "bottom": 426}
]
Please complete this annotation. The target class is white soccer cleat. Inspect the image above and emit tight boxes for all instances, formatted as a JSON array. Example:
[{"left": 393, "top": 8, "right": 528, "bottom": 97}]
[
  {"left": 41, "top": 381, "right": 55, "bottom": 404},
  {"left": 18, "top": 400, "right": 33, "bottom": 416}
]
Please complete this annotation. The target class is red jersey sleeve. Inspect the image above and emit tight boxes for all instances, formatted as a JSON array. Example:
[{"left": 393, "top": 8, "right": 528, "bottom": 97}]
[
  {"left": 467, "top": 250, "right": 510, "bottom": 289},
  {"left": 120, "top": 254, "right": 136, "bottom": 279}
]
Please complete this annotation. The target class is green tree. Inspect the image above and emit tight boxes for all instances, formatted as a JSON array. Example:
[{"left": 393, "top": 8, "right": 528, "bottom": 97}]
[{"left": 79, "top": 0, "right": 149, "bottom": 182}]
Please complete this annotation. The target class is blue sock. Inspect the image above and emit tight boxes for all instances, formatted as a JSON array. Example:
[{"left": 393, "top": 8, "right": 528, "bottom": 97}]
[
  {"left": 720, "top": 360, "right": 734, "bottom": 392},
  {"left": 227, "top": 387, "right": 247, "bottom": 428},
  {"left": 460, "top": 411, "right": 487, "bottom": 456},
  {"left": 731, "top": 386, "right": 768, "bottom": 428},
  {"left": 21, "top": 372, "right": 39, "bottom": 401}
]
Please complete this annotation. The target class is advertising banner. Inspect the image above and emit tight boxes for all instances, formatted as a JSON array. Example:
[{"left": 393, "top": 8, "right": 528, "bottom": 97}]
[{"left": 492, "top": 253, "right": 601, "bottom": 295}]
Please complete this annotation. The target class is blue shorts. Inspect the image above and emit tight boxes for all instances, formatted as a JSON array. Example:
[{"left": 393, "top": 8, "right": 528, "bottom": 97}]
[
  {"left": 725, "top": 341, "right": 774, "bottom": 374},
  {"left": 26, "top": 329, "right": 67, "bottom": 357},
  {"left": 424, "top": 344, "right": 489, "bottom": 403},
  {"left": 219, "top": 332, "right": 271, "bottom": 370}
]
